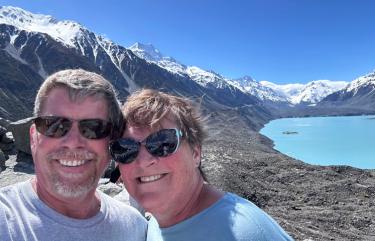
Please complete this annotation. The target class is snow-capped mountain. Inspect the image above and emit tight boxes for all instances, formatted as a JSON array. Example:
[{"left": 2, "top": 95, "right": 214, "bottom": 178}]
[
  {"left": 320, "top": 71, "right": 375, "bottom": 110},
  {"left": 345, "top": 71, "right": 375, "bottom": 94},
  {"left": 260, "top": 80, "right": 348, "bottom": 105},
  {"left": 229, "top": 76, "right": 289, "bottom": 102},
  {"left": 129, "top": 42, "right": 250, "bottom": 91},
  {"left": 130, "top": 42, "right": 350, "bottom": 105},
  {"left": 129, "top": 42, "right": 187, "bottom": 76},
  {"left": 294, "top": 80, "right": 348, "bottom": 104},
  {"left": 0, "top": 6, "right": 139, "bottom": 91},
  {"left": 0, "top": 6, "right": 81, "bottom": 47}
]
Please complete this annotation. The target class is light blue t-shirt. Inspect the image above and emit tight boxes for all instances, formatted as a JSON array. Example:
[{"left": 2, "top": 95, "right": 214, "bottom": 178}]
[
  {"left": 0, "top": 180, "right": 147, "bottom": 241},
  {"left": 147, "top": 192, "right": 294, "bottom": 241}
]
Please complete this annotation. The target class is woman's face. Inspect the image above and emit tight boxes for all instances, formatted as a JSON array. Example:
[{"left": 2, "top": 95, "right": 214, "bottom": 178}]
[{"left": 119, "top": 118, "right": 202, "bottom": 219}]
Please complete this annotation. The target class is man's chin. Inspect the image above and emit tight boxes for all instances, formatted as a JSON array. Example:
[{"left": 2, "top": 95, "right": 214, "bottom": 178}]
[{"left": 53, "top": 178, "right": 97, "bottom": 198}]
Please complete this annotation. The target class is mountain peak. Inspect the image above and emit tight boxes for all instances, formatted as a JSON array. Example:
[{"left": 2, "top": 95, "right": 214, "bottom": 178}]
[
  {"left": 346, "top": 70, "right": 375, "bottom": 93},
  {"left": 129, "top": 42, "right": 164, "bottom": 61},
  {"left": 0, "top": 6, "right": 57, "bottom": 25},
  {"left": 0, "top": 6, "right": 84, "bottom": 47},
  {"left": 234, "top": 75, "right": 255, "bottom": 85}
]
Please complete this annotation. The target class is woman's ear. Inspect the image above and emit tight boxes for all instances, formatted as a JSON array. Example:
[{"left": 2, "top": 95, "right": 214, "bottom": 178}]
[{"left": 191, "top": 145, "right": 201, "bottom": 167}]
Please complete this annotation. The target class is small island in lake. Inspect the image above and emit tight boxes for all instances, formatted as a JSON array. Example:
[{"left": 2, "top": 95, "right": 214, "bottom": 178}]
[{"left": 282, "top": 131, "right": 298, "bottom": 135}]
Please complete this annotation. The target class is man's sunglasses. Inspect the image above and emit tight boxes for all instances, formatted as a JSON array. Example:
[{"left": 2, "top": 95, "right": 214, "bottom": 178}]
[
  {"left": 109, "top": 128, "right": 183, "bottom": 164},
  {"left": 33, "top": 116, "right": 112, "bottom": 139}
]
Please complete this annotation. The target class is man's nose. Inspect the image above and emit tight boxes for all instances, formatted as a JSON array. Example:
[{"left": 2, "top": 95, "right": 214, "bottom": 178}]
[{"left": 61, "top": 122, "right": 86, "bottom": 148}]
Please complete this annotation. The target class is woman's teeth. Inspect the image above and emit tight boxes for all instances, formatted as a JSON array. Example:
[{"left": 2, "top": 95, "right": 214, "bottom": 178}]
[{"left": 140, "top": 174, "right": 163, "bottom": 183}]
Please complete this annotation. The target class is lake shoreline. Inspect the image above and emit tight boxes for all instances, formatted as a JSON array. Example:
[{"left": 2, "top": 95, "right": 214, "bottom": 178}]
[
  {"left": 203, "top": 109, "right": 375, "bottom": 240},
  {"left": 260, "top": 115, "right": 375, "bottom": 170}
]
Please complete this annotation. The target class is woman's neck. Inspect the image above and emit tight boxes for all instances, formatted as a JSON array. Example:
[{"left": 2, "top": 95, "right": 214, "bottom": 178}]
[{"left": 158, "top": 181, "right": 224, "bottom": 228}]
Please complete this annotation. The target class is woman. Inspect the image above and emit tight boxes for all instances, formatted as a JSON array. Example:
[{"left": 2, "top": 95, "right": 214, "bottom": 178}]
[{"left": 110, "top": 89, "right": 294, "bottom": 241}]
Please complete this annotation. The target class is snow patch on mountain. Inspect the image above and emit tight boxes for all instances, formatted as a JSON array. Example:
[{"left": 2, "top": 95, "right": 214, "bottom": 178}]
[
  {"left": 0, "top": 6, "right": 141, "bottom": 92},
  {"left": 129, "top": 42, "right": 236, "bottom": 90},
  {"left": 346, "top": 71, "right": 375, "bottom": 95},
  {"left": 230, "top": 77, "right": 288, "bottom": 102},
  {"left": 129, "top": 43, "right": 187, "bottom": 76},
  {"left": 0, "top": 6, "right": 83, "bottom": 47}
]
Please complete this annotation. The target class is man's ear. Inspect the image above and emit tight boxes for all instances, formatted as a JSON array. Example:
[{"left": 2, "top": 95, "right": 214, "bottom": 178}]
[{"left": 29, "top": 124, "right": 37, "bottom": 154}]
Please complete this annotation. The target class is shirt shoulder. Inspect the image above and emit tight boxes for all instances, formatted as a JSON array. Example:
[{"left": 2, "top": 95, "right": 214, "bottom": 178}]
[
  {"left": 150, "top": 192, "right": 294, "bottom": 241},
  {"left": 220, "top": 193, "right": 294, "bottom": 241},
  {"left": 0, "top": 182, "right": 26, "bottom": 211}
]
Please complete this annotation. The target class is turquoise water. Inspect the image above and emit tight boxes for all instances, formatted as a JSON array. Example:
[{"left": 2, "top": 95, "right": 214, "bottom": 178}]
[{"left": 260, "top": 115, "right": 375, "bottom": 169}]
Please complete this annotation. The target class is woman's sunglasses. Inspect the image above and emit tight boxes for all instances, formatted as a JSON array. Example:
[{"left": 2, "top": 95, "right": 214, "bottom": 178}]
[
  {"left": 33, "top": 116, "right": 112, "bottom": 139},
  {"left": 109, "top": 128, "right": 183, "bottom": 164}
]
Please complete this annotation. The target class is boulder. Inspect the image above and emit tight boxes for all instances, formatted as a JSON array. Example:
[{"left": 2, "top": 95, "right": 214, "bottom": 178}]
[
  {"left": 0, "top": 149, "right": 5, "bottom": 167},
  {"left": 0, "top": 126, "right": 14, "bottom": 151},
  {"left": 97, "top": 180, "right": 124, "bottom": 197},
  {"left": 1, "top": 132, "right": 14, "bottom": 144},
  {"left": 7, "top": 117, "right": 33, "bottom": 155}
]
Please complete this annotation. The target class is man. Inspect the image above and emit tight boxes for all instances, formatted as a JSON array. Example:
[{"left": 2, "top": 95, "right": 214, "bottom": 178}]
[
  {"left": 110, "top": 89, "right": 294, "bottom": 241},
  {"left": 0, "top": 69, "right": 147, "bottom": 241}
]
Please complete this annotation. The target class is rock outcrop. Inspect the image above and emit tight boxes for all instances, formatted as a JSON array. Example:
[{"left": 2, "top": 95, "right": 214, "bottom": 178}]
[{"left": 7, "top": 117, "right": 33, "bottom": 155}]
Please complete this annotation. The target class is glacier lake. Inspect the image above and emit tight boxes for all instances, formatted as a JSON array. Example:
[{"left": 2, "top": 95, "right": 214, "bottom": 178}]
[{"left": 260, "top": 115, "right": 375, "bottom": 169}]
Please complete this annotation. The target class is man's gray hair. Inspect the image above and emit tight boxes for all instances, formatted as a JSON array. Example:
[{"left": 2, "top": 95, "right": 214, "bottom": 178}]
[{"left": 34, "top": 69, "right": 123, "bottom": 139}]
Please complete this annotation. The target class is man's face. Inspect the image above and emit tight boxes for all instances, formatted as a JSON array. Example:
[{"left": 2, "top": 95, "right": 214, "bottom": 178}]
[
  {"left": 119, "top": 118, "right": 202, "bottom": 218},
  {"left": 30, "top": 87, "right": 111, "bottom": 200}
]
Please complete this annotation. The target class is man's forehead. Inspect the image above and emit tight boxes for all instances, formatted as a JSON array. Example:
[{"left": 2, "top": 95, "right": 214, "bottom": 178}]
[
  {"left": 44, "top": 87, "right": 106, "bottom": 103},
  {"left": 41, "top": 87, "right": 109, "bottom": 118}
]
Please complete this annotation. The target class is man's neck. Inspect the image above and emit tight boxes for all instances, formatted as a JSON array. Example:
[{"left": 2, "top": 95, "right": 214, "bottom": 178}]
[{"left": 31, "top": 178, "right": 101, "bottom": 219}]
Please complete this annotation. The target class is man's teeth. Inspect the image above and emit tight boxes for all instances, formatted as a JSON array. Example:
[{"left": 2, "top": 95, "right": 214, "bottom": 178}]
[
  {"left": 59, "top": 160, "right": 87, "bottom": 167},
  {"left": 140, "top": 175, "right": 163, "bottom": 183}
]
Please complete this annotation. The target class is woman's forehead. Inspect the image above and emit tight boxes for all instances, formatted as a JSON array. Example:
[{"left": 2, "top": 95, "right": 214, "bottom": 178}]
[{"left": 124, "top": 118, "right": 178, "bottom": 137}]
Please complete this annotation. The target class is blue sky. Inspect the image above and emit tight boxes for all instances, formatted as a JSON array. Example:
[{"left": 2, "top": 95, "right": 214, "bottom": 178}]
[{"left": 1, "top": 0, "right": 375, "bottom": 84}]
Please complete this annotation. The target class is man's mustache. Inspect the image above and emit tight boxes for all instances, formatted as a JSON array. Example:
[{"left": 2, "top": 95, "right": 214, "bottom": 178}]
[{"left": 47, "top": 149, "right": 96, "bottom": 160}]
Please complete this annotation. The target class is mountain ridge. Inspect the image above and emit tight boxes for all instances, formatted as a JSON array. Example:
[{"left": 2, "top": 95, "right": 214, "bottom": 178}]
[{"left": 129, "top": 42, "right": 354, "bottom": 106}]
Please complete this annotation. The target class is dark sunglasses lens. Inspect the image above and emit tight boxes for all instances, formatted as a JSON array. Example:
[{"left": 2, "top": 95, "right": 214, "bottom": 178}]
[
  {"left": 146, "top": 129, "right": 178, "bottom": 157},
  {"left": 34, "top": 117, "right": 71, "bottom": 138},
  {"left": 110, "top": 139, "right": 140, "bottom": 164},
  {"left": 79, "top": 119, "right": 112, "bottom": 139}
]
